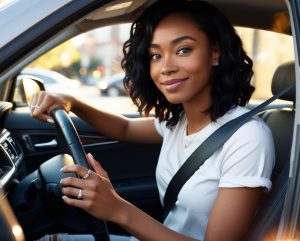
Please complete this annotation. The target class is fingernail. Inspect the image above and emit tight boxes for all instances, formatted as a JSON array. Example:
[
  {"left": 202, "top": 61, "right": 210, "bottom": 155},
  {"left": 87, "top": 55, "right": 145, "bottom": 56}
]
[
  {"left": 88, "top": 153, "right": 94, "bottom": 159},
  {"left": 60, "top": 167, "right": 65, "bottom": 172},
  {"left": 47, "top": 118, "right": 55, "bottom": 123}
]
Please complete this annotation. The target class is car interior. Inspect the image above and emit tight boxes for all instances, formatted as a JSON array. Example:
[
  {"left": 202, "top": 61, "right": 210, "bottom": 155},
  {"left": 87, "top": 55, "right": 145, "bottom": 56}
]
[{"left": 0, "top": 0, "right": 298, "bottom": 240}]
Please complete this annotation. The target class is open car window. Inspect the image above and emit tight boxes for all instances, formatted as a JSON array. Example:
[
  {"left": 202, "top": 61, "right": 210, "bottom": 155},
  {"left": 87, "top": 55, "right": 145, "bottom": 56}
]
[{"left": 17, "top": 24, "right": 294, "bottom": 113}]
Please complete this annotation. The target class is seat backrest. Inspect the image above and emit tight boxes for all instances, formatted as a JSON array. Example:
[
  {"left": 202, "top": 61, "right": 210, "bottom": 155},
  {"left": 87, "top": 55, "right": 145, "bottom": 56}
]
[
  {"left": 246, "top": 61, "right": 295, "bottom": 241},
  {"left": 261, "top": 62, "right": 295, "bottom": 182}
]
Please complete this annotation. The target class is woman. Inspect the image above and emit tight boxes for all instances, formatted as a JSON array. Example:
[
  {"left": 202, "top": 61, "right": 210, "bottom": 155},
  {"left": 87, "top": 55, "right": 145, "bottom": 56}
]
[{"left": 30, "top": 1, "right": 275, "bottom": 240}]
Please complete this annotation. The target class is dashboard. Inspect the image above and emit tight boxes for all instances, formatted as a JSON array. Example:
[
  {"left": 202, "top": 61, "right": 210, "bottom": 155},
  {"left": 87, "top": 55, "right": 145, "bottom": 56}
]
[
  {"left": 0, "top": 129, "right": 23, "bottom": 188},
  {"left": 0, "top": 101, "right": 23, "bottom": 190}
]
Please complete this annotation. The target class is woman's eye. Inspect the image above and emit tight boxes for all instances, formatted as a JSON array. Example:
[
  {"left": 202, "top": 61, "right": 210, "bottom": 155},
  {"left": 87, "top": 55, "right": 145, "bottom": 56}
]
[
  {"left": 149, "top": 53, "right": 161, "bottom": 61},
  {"left": 177, "top": 47, "right": 192, "bottom": 55}
]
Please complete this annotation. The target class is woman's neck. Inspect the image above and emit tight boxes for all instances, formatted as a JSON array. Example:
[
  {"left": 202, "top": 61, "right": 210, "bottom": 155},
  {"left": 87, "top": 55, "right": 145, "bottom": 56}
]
[
  {"left": 184, "top": 102, "right": 211, "bottom": 135},
  {"left": 182, "top": 87, "right": 212, "bottom": 135},
  {"left": 185, "top": 112, "right": 211, "bottom": 135}
]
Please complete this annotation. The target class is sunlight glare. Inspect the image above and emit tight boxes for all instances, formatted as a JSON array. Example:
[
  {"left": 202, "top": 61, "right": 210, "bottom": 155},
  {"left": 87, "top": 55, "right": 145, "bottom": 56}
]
[{"left": 12, "top": 224, "right": 24, "bottom": 241}]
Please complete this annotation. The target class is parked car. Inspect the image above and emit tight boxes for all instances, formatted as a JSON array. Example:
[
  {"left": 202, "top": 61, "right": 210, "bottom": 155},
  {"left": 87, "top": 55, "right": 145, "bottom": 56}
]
[
  {"left": 0, "top": 0, "right": 299, "bottom": 241},
  {"left": 98, "top": 73, "right": 127, "bottom": 96},
  {"left": 20, "top": 68, "right": 81, "bottom": 94}
]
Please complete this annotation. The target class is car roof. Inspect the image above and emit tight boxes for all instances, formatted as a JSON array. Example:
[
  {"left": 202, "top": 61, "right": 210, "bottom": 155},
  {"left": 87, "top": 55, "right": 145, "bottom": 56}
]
[
  {"left": 81, "top": 0, "right": 289, "bottom": 34},
  {"left": 0, "top": 0, "right": 289, "bottom": 49}
]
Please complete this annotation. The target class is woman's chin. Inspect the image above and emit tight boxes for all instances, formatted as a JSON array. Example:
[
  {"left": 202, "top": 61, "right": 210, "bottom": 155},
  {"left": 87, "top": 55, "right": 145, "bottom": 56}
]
[{"left": 165, "top": 97, "right": 182, "bottom": 105}]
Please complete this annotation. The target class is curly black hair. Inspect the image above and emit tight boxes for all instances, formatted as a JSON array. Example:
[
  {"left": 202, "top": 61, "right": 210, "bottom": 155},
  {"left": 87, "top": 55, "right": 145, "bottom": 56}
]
[{"left": 121, "top": 0, "right": 254, "bottom": 128}]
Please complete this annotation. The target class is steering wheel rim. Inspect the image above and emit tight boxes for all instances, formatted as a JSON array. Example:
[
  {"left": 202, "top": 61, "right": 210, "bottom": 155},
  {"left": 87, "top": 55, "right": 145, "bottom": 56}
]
[{"left": 52, "top": 109, "right": 90, "bottom": 169}]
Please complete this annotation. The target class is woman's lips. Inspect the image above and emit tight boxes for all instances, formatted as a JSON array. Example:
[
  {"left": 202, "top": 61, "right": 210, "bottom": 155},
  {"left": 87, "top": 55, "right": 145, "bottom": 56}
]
[{"left": 161, "top": 78, "right": 188, "bottom": 91}]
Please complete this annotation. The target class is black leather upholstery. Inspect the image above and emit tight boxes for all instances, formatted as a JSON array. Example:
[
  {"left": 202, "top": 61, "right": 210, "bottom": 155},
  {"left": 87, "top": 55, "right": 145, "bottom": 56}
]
[{"left": 246, "top": 62, "right": 295, "bottom": 241}]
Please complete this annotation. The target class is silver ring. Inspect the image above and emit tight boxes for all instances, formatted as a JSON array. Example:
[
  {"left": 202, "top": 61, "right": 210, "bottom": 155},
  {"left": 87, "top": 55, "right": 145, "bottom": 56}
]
[
  {"left": 29, "top": 104, "right": 40, "bottom": 110},
  {"left": 77, "top": 189, "right": 83, "bottom": 200},
  {"left": 83, "top": 169, "right": 92, "bottom": 179}
]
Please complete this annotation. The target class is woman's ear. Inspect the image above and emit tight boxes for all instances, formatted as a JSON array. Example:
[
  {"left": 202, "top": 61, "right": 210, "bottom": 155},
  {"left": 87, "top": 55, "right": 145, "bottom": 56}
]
[{"left": 212, "top": 42, "right": 220, "bottom": 66}]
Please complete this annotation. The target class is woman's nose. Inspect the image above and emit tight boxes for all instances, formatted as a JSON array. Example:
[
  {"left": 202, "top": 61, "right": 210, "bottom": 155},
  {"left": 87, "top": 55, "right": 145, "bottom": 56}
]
[{"left": 161, "top": 56, "right": 178, "bottom": 75}]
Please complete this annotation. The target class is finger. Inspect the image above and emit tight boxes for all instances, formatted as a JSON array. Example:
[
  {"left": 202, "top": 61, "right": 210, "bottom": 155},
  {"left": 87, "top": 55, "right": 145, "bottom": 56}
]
[
  {"left": 29, "top": 93, "right": 39, "bottom": 114},
  {"left": 34, "top": 92, "right": 57, "bottom": 121},
  {"left": 87, "top": 153, "right": 108, "bottom": 178},
  {"left": 42, "top": 94, "right": 62, "bottom": 116},
  {"left": 60, "top": 176, "right": 84, "bottom": 188},
  {"left": 32, "top": 111, "right": 53, "bottom": 123},
  {"left": 30, "top": 92, "right": 53, "bottom": 122},
  {"left": 62, "top": 195, "right": 87, "bottom": 209},
  {"left": 35, "top": 103, "right": 57, "bottom": 123},
  {"left": 61, "top": 164, "right": 92, "bottom": 179},
  {"left": 61, "top": 186, "right": 89, "bottom": 200},
  {"left": 61, "top": 186, "right": 80, "bottom": 199},
  {"left": 31, "top": 108, "right": 53, "bottom": 122},
  {"left": 36, "top": 90, "right": 45, "bottom": 107},
  {"left": 31, "top": 92, "right": 63, "bottom": 122}
]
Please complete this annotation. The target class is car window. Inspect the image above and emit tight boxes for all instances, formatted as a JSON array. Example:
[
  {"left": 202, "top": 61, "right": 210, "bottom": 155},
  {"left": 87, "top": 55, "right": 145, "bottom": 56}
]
[
  {"left": 23, "top": 24, "right": 294, "bottom": 114},
  {"left": 236, "top": 27, "right": 294, "bottom": 105}
]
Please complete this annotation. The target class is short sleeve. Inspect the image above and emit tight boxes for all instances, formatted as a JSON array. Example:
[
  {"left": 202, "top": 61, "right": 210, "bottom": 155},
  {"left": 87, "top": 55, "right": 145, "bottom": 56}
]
[
  {"left": 219, "top": 118, "right": 275, "bottom": 192},
  {"left": 154, "top": 118, "right": 165, "bottom": 137}
]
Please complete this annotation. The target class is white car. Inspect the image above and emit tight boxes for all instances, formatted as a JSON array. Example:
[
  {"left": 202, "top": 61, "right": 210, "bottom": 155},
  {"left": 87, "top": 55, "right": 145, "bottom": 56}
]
[{"left": 20, "top": 68, "right": 80, "bottom": 94}]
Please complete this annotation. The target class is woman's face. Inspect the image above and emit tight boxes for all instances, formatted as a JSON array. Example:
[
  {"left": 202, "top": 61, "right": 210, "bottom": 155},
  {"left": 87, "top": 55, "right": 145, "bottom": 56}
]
[{"left": 149, "top": 13, "right": 220, "bottom": 106}]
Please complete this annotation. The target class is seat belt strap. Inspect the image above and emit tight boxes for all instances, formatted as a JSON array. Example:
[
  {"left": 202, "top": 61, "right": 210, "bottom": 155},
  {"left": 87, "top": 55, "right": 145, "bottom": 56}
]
[{"left": 162, "top": 82, "right": 295, "bottom": 221}]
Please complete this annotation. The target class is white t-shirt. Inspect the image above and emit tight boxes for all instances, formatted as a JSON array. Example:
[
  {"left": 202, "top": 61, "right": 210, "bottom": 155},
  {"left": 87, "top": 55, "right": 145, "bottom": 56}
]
[{"left": 153, "top": 106, "right": 275, "bottom": 240}]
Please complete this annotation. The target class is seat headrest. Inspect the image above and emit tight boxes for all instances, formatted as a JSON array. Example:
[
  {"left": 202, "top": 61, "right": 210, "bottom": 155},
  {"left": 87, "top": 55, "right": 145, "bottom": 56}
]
[{"left": 271, "top": 61, "right": 295, "bottom": 102}]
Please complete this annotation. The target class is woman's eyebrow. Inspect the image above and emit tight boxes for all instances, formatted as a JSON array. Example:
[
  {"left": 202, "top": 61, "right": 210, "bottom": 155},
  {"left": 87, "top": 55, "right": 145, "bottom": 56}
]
[
  {"left": 149, "top": 35, "right": 197, "bottom": 49},
  {"left": 171, "top": 35, "right": 197, "bottom": 45}
]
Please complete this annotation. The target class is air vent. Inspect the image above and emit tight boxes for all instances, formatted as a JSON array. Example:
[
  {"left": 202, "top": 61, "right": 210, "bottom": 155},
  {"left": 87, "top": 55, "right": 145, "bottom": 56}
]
[{"left": 0, "top": 130, "right": 22, "bottom": 164}]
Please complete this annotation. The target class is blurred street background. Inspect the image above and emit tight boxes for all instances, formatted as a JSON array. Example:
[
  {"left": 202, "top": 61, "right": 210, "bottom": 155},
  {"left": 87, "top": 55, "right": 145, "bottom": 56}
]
[{"left": 27, "top": 20, "right": 294, "bottom": 114}]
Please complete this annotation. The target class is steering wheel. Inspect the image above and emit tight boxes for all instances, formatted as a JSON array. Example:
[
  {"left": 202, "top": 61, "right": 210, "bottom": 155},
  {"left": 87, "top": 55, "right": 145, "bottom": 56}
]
[{"left": 9, "top": 109, "right": 109, "bottom": 241}]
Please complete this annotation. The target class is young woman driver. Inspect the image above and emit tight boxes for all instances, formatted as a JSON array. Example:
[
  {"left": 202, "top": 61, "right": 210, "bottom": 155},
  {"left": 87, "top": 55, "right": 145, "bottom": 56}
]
[{"left": 30, "top": 1, "right": 275, "bottom": 240}]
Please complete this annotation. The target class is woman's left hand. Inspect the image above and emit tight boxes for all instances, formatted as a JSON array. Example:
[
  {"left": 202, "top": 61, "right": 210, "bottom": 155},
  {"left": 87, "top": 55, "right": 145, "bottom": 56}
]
[{"left": 60, "top": 153, "right": 126, "bottom": 222}]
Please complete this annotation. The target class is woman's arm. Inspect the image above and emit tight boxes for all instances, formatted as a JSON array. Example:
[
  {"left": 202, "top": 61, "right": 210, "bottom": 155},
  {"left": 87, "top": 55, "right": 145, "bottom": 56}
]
[
  {"left": 117, "top": 188, "right": 262, "bottom": 241},
  {"left": 60, "top": 154, "right": 262, "bottom": 241},
  {"left": 72, "top": 98, "right": 161, "bottom": 143},
  {"left": 30, "top": 91, "right": 162, "bottom": 143},
  {"left": 204, "top": 187, "right": 262, "bottom": 241}
]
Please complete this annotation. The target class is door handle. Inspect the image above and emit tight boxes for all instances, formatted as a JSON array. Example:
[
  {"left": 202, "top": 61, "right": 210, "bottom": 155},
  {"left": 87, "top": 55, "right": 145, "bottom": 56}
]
[{"left": 34, "top": 139, "right": 58, "bottom": 148}]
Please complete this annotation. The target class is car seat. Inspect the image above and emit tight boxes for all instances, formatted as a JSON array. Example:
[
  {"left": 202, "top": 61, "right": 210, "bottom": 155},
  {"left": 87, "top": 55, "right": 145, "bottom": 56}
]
[{"left": 245, "top": 61, "right": 295, "bottom": 241}]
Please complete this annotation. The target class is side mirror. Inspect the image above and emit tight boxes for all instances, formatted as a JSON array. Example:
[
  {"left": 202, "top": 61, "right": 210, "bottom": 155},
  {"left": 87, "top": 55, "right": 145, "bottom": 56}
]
[{"left": 13, "top": 75, "right": 46, "bottom": 108}]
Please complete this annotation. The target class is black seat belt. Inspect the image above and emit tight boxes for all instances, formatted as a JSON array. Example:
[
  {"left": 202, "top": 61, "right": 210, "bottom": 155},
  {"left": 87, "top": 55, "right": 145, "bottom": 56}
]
[{"left": 162, "top": 82, "right": 295, "bottom": 221}]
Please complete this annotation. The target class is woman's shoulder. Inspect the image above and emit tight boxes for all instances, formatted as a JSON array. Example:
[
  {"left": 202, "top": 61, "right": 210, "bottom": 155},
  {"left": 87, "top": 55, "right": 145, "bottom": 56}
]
[
  {"left": 224, "top": 106, "right": 273, "bottom": 145},
  {"left": 222, "top": 106, "right": 269, "bottom": 127},
  {"left": 218, "top": 106, "right": 273, "bottom": 145}
]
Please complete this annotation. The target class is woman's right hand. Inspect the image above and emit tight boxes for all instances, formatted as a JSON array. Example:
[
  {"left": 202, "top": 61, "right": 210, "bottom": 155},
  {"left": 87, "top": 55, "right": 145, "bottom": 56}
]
[{"left": 29, "top": 91, "right": 75, "bottom": 123}]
